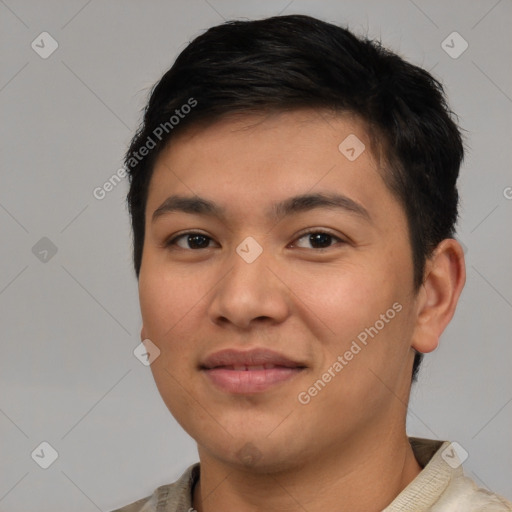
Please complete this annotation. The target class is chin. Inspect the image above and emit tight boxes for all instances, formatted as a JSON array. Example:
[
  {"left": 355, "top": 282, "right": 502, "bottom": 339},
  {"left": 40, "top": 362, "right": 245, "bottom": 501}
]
[{"left": 199, "top": 435, "right": 310, "bottom": 475}]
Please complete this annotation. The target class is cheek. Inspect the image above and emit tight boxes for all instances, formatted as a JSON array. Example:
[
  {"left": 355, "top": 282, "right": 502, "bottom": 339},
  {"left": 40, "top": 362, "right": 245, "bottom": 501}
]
[
  {"left": 138, "top": 269, "right": 203, "bottom": 418},
  {"left": 289, "top": 260, "right": 400, "bottom": 342},
  {"left": 138, "top": 261, "right": 203, "bottom": 341},
  {"left": 138, "top": 261, "right": 217, "bottom": 394},
  {"left": 291, "top": 257, "right": 414, "bottom": 393}
]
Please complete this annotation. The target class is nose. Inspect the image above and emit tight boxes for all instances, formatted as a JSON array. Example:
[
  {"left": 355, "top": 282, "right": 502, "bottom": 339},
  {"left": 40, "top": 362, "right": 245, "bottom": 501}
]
[{"left": 207, "top": 244, "right": 291, "bottom": 330}]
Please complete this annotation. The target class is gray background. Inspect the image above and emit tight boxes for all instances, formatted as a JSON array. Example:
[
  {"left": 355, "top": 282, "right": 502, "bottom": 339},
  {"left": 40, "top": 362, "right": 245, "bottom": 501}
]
[{"left": 1, "top": 0, "right": 511, "bottom": 510}]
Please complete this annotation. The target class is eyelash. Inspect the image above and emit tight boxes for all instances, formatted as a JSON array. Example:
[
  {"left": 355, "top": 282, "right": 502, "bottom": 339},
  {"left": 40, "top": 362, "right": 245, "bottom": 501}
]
[{"left": 164, "top": 229, "right": 346, "bottom": 251}]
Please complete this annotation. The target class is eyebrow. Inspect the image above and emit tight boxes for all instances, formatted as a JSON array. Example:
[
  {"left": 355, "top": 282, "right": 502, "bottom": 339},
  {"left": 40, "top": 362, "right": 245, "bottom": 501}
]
[{"left": 152, "top": 192, "right": 371, "bottom": 223}]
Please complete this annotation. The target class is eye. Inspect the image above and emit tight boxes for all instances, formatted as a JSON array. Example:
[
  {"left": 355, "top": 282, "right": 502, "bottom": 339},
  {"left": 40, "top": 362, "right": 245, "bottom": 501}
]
[
  {"left": 165, "top": 230, "right": 345, "bottom": 251},
  {"left": 292, "top": 230, "right": 344, "bottom": 250},
  {"left": 166, "top": 232, "right": 216, "bottom": 250}
]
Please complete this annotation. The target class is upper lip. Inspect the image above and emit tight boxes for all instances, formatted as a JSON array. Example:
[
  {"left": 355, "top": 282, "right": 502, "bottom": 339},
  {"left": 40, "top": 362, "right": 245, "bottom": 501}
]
[{"left": 200, "top": 348, "right": 306, "bottom": 369}]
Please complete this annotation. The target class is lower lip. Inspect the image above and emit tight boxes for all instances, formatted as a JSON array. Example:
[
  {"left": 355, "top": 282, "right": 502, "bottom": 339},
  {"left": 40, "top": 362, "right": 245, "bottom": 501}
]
[{"left": 202, "top": 367, "right": 304, "bottom": 394}]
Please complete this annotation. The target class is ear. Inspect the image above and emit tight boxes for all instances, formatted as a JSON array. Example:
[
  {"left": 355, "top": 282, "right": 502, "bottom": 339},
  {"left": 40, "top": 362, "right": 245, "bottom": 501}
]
[
  {"left": 140, "top": 325, "right": 147, "bottom": 341},
  {"left": 411, "top": 239, "right": 466, "bottom": 354}
]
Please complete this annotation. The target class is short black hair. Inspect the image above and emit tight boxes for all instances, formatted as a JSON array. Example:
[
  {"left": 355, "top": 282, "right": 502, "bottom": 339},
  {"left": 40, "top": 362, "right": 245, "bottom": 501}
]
[{"left": 125, "top": 14, "right": 464, "bottom": 381}]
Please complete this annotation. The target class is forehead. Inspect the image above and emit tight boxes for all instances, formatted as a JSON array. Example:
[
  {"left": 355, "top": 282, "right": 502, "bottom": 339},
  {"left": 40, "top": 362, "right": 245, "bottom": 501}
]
[{"left": 145, "top": 110, "right": 403, "bottom": 229}]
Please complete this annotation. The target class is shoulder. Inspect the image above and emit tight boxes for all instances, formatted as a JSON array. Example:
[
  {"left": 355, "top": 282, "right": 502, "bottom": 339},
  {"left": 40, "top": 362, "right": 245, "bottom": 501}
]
[
  {"left": 431, "top": 473, "right": 512, "bottom": 512},
  {"left": 385, "top": 438, "right": 511, "bottom": 511},
  {"left": 109, "top": 463, "right": 200, "bottom": 512},
  {"left": 110, "top": 495, "right": 152, "bottom": 512}
]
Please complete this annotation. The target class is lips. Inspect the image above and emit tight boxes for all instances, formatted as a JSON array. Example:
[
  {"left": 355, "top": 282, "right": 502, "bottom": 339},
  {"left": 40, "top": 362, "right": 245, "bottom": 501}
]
[
  {"left": 201, "top": 348, "right": 304, "bottom": 370},
  {"left": 200, "top": 348, "right": 306, "bottom": 394}
]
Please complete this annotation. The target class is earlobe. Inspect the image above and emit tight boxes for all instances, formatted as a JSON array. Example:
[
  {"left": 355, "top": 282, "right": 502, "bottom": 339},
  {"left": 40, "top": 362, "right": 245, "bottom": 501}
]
[
  {"left": 140, "top": 325, "right": 147, "bottom": 341},
  {"left": 411, "top": 239, "right": 466, "bottom": 354}
]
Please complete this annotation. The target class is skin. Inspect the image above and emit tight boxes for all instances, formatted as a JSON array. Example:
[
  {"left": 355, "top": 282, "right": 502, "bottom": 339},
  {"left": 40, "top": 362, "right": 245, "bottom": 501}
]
[{"left": 138, "top": 109, "right": 466, "bottom": 512}]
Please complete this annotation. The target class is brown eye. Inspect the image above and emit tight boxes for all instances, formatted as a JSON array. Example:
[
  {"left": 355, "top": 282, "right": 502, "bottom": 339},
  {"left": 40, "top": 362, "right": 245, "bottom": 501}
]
[
  {"left": 293, "top": 231, "right": 343, "bottom": 250},
  {"left": 167, "top": 232, "right": 213, "bottom": 250}
]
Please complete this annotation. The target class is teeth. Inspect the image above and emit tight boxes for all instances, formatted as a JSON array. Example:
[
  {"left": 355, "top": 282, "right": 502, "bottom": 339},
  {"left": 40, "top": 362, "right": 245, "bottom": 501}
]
[{"left": 233, "top": 365, "right": 247, "bottom": 371}]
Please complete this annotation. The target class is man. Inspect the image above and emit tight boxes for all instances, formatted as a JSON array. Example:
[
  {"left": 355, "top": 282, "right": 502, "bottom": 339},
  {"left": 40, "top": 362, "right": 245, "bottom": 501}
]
[{"left": 112, "top": 14, "right": 511, "bottom": 512}]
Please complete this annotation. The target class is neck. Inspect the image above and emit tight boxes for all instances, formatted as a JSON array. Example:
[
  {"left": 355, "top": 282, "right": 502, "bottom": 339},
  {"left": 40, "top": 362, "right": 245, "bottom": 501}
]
[{"left": 193, "top": 429, "right": 422, "bottom": 512}]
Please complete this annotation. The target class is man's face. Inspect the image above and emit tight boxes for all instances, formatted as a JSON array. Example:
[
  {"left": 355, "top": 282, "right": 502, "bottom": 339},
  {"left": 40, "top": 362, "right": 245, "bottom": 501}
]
[{"left": 138, "top": 110, "right": 422, "bottom": 471}]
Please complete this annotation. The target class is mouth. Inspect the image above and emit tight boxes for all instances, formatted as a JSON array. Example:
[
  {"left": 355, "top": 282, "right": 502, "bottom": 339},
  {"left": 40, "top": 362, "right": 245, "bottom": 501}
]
[{"left": 200, "top": 348, "right": 307, "bottom": 394}]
